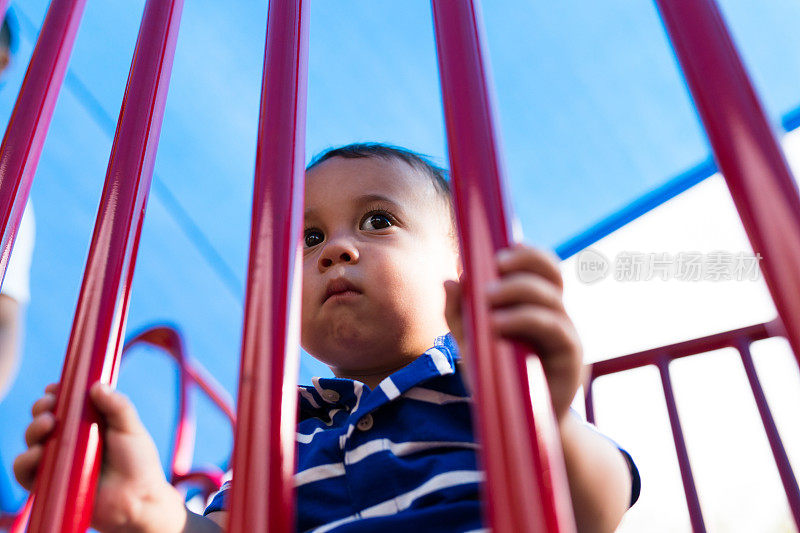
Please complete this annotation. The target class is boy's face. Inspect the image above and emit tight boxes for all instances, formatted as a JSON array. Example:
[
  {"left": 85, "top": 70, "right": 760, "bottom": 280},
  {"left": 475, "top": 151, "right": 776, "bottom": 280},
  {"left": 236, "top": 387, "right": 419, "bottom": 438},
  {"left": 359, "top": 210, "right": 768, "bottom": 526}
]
[{"left": 301, "top": 156, "right": 460, "bottom": 378}]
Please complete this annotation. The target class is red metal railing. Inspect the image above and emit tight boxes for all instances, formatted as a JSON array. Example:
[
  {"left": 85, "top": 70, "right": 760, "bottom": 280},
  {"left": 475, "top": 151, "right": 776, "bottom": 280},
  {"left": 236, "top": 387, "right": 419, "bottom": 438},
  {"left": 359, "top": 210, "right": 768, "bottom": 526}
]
[
  {"left": 25, "top": 0, "right": 183, "bottom": 530},
  {"left": 0, "top": 0, "right": 86, "bottom": 288},
  {"left": 655, "top": 0, "right": 800, "bottom": 370},
  {"left": 226, "top": 1, "right": 308, "bottom": 532},
  {"left": 431, "top": 2, "right": 575, "bottom": 532},
  {"left": 584, "top": 318, "right": 800, "bottom": 531},
  {"left": 0, "top": 0, "right": 797, "bottom": 531},
  {"left": 4, "top": 325, "right": 235, "bottom": 532},
  {"left": 122, "top": 326, "right": 236, "bottom": 491}
]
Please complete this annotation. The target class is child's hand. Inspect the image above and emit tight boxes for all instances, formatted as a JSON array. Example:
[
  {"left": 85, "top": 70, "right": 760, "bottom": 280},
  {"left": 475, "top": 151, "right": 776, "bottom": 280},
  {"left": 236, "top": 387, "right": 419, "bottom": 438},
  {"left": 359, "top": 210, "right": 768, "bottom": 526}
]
[
  {"left": 14, "top": 382, "right": 187, "bottom": 533},
  {"left": 444, "top": 244, "right": 582, "bottom": 422}
]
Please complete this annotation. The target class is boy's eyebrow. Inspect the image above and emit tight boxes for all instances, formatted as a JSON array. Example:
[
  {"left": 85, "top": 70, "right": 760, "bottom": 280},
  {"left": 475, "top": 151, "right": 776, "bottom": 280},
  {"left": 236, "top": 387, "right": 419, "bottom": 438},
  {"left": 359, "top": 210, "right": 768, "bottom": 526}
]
[
  {"left": 353, "top": 193, "right": 399, "bottom": 207},
  {"left": 304, "top": 194, "right": 400, "bottom": 218}
]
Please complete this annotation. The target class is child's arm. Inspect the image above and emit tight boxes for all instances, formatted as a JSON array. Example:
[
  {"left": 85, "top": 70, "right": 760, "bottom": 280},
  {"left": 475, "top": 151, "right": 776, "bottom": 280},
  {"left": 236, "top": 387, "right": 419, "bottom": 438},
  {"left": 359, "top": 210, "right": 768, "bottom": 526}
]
[
  {"left": 14, "top": 382, "right": 223, "bottom": 533},
  {"left": 444, "top": 244, "right": 632, "bottom": 533}
]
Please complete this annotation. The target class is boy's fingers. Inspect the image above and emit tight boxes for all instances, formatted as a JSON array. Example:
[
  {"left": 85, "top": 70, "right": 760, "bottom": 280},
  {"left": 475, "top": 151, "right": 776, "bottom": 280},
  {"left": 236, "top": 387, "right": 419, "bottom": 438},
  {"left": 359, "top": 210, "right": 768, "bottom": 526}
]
[
  {"left": 44, "top": 383, "right": 59, "bottom": 395},
  {"left": 89, "top": 382, "right": 144, "bottom": 434},
  {"left": 13, "top": 445, "right": 43, "bottom": 490},
  {"left": 25, "top": 412, "right": 56, "bottom": 447},
  {"left": 490, "top": 306, "right": 578, "bottom": 354},
  {"left": 497, "top": 245, "right": 563, "bottom": 291},
  {"left": 31, "top": 393, "right": 57, "bottom": 417},
  {"left": 486, "top": 273, "right": 564, "bottom": 312}
]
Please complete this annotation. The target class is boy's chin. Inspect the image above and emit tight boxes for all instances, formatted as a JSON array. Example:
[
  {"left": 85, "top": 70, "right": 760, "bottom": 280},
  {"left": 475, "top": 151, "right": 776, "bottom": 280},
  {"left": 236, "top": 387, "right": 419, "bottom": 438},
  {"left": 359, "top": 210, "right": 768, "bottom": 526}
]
[{"left": 303, "top": 326, "right": 395, "bottom": 368}]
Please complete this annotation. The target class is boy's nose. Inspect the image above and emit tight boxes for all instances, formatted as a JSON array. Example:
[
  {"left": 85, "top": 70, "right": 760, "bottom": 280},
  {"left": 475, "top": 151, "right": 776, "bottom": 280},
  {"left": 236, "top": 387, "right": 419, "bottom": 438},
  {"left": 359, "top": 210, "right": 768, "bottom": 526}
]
[{"left": 318, "top": 241, "right": 359, "bottom": 270}]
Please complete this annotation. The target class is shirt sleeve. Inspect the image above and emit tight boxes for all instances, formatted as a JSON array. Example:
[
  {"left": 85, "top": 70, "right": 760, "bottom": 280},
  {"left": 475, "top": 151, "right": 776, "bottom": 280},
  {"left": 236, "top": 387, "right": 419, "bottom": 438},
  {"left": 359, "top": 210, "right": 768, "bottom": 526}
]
[
  {"left": 1, "top": 201, "right": 35, "bottom": 304},
  {"left": 203, "top": 480, "right": 231, "bottom": 516}
]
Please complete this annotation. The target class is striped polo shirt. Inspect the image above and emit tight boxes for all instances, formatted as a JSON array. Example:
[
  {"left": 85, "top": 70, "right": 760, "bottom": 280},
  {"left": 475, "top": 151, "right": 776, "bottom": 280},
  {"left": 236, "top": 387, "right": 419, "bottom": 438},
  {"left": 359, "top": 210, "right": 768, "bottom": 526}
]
[{"left": 204, "top": 334, "right": 639, "bottom": 531}]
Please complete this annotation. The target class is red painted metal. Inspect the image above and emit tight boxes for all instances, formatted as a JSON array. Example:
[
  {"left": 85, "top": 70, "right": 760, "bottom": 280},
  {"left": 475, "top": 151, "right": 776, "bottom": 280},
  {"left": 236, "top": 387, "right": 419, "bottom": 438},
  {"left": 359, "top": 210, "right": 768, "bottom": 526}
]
[
  {"left": 735, "top": 339, "right": 800, "bottom": 526},
  {"left": 0, "top": 1, "right": 10, "bottom": 22},
  {"left": 585, "top": 318, "right": 799, "bottom": 530},
  {"left": 654, "top": 0, "right": 800, "bottom": 371},
  {"left": 26, "top": 0, "right": 183, "bottom": 530},
  {"left": 657, "top": 359, "right": 706, "bottom": 532},
  {"left": 0, "top": 0, "right": 86, "bottom": 287},
  {"left": 226, "top": 0, "right": 308, "bottom": 531},
  {"left": 122, "top": 326, "right": 236, "bottom": 483},
  {"left": 431, "top": 1, "right": 575, "bottom": 532}
]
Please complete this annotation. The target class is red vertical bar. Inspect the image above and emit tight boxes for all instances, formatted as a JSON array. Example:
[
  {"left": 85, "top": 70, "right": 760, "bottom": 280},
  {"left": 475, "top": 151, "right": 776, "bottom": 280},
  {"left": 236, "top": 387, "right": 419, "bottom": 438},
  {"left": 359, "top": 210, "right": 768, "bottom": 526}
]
[
  {"left": 584, "top": 372, "right": 596, "bottom": 425},
  {"left": 26, "top": 0, "right": 183, "bottom": 530},
  {"left": 0, "top": 0, "right": 86, "bottom": 287},
  {"left": 654, "top": 0, "right": 800, "bottom": 370},
  {"left": 431, "top": 2, "right": 575, "bottom": 532},
  {"left": 735, "top": 339, "right": 800, "bottom": 527},
  {"left": 226, "top": 0, "right": 308, "bottom": 531},
  {"left": 657, "top": 359, "right": 706, "bottom": 532}
]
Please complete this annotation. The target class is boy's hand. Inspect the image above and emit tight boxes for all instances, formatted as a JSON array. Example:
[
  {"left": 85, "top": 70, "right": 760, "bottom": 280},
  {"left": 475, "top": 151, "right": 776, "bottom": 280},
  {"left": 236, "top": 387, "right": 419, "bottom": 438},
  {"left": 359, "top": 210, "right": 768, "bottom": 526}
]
[
  {"left": 444, "top": 244, "right": 582, "bottom": 422},
  {"left": 14, "top": 382, "right": 189, "bottom": 533}
]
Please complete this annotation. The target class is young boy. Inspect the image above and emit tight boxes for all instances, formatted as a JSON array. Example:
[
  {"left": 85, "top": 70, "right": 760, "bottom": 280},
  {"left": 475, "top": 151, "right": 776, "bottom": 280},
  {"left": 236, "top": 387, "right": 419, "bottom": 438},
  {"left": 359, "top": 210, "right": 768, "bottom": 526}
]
[{"left": 15, "top": 143, "right": 639, "bottom": 532}]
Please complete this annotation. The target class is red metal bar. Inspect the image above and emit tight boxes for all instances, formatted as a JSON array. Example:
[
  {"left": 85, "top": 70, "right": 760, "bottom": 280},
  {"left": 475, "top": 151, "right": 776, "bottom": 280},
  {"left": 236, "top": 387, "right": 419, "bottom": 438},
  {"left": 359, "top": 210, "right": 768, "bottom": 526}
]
[
  {"left": 656, "top": 358, "right": 706, "bottom": 532},
  {"left": 226, "top": 0, "right": 308, "bottom": 531},
  {"left": 586, "top": 320, "right": 797, "bottom": 530},
  {"left": 735, "top": 339, "right": 800, "bottom": 527},
  {"left": 0, "top": 0, "right": 86, "bottom": 287},
  {"left": 26, "top": 0, "right": 183, "bottom": 530},
  {"left": 0, "top": 1, "right": 10, "bottom": 22},
  {"left": 654, "top": 0, "right": 800, "bottom": 371},
  {"left": 591, "top": 320, "right": 777, "bottom": 378},
  {"left": 431, "top": 2, "right": 575, "bottom": 532},
  {"left": 123, "top": 326, "right": 236, "bottom": 481}
]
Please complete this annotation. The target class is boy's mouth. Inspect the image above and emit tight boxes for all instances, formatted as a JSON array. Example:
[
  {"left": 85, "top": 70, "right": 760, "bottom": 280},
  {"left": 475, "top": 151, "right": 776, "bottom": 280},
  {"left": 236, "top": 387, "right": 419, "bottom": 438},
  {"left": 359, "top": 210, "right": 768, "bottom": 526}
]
[{"left": 323, "top": 278, "right": 362, "bottom": 303}]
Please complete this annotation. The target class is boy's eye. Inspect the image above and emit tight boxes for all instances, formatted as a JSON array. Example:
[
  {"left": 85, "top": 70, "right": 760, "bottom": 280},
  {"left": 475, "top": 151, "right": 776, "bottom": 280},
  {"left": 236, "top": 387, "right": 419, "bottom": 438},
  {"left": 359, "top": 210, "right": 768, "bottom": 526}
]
[
  {"left": 304, "top": 229, "right": 324, "bottom": 248},
  {"left": 361, "top": 212, "right": 393, "bottom": 231}
]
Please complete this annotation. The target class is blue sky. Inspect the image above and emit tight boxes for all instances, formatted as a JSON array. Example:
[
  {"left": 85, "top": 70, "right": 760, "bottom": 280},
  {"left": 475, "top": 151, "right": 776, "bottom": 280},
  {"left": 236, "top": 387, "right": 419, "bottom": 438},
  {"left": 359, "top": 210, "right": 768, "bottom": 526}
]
[{"left": 1, "top": 0, "right": 799, "bottom": 510}]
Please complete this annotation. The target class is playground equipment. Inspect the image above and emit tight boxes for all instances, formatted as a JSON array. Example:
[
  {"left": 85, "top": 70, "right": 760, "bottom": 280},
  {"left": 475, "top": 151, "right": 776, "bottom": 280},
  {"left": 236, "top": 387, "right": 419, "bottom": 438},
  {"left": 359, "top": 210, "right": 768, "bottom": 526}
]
[{"left": 0, "top": 0, "right": 798, "bottom": 531}]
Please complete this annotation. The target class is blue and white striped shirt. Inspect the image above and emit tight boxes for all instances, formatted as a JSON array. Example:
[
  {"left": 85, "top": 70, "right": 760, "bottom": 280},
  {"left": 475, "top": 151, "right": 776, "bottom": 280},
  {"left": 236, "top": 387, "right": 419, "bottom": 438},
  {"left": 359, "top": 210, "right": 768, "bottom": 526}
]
[{"left": 204, "top": 334, "right": 639, "bottom": 531}]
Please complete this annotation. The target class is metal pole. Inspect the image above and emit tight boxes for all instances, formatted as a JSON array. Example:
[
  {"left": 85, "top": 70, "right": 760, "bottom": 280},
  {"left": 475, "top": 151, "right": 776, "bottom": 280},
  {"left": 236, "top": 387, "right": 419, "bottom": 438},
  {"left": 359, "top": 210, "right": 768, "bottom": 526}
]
[
  {"left": 26, "top": 0, "right": 183, "bottom": 529},
  {"left": 654, "top": 0, "right": 800, "bottom": 370},
  {"left": 0, "top": 0, "right": 86, "bottom": 287},
  {"left": 657, "top": 359, "right": 706, "bottom": 532},
  {"left": 736, "top": 339, "right": 800, "bottom": 527},
  {"left": 226, "top": 0, "right": 308, "bottom": 531},
  {"left": 431, "top": 1, "right": 576, "bottom": 531}
]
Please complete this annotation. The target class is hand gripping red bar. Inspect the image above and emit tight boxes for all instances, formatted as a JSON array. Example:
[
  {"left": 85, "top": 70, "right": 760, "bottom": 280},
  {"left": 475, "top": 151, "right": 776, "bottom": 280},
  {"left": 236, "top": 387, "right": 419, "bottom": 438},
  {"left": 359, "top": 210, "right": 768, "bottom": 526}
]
[
  {"left": 431, "top": 2, "right": 576, "bottom": 532},
  {"left": 654, "top": 0, "right": 800, "bottom": 370},
  {"left": 226, "top": 1, "right": 308, "bottom": 531},
  {"left": 26, "top": 0, "right": 183, "bottom": 530},
  {"left": 0, "top": 0, "right": 86, "bottom": 287}
]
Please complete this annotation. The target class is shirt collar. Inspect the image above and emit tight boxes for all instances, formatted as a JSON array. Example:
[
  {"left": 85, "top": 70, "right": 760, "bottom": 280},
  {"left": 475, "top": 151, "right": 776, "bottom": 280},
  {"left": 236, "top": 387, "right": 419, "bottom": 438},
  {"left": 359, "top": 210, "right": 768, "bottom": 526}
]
[{"left": 297, "top": 333, "right": 460, "bottom": 420}]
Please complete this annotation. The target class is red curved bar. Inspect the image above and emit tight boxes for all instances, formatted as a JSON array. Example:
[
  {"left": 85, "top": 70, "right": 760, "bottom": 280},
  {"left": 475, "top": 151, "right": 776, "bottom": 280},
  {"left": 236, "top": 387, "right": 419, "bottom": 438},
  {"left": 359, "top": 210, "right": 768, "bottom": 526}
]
[
  {"left": 123, "top": 326, "right": 236, "bottom": 484},
  {"left": 654, "top": 0, "right": 800, "bottom": 371},
  {"left": 26, "top": 1, "right": 184, "bottom": 530},
  {"left": 226, "top": 1, "right": 308, "bottom": 531},
  {"left": 430, "top": 2, "right": 576, "bottom": 532},
  {"left": 0, "top": 0, "right": 86, "bottom": 286}
]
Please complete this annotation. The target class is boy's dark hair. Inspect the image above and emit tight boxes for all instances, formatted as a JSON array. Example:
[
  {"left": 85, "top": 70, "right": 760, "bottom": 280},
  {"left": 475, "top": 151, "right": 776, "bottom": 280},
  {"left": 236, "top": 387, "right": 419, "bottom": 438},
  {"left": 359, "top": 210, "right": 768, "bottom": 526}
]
[{"left": 307, "top": 142, "right": 451, "bottom": 204}]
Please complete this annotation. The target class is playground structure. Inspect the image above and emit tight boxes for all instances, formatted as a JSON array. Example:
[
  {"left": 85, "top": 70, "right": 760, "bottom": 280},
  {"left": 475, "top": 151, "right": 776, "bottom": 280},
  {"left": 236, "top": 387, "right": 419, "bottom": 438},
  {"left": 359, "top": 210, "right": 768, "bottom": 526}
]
[{"left": 0, "top": 0, "right": 798, "bottom": 531}]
